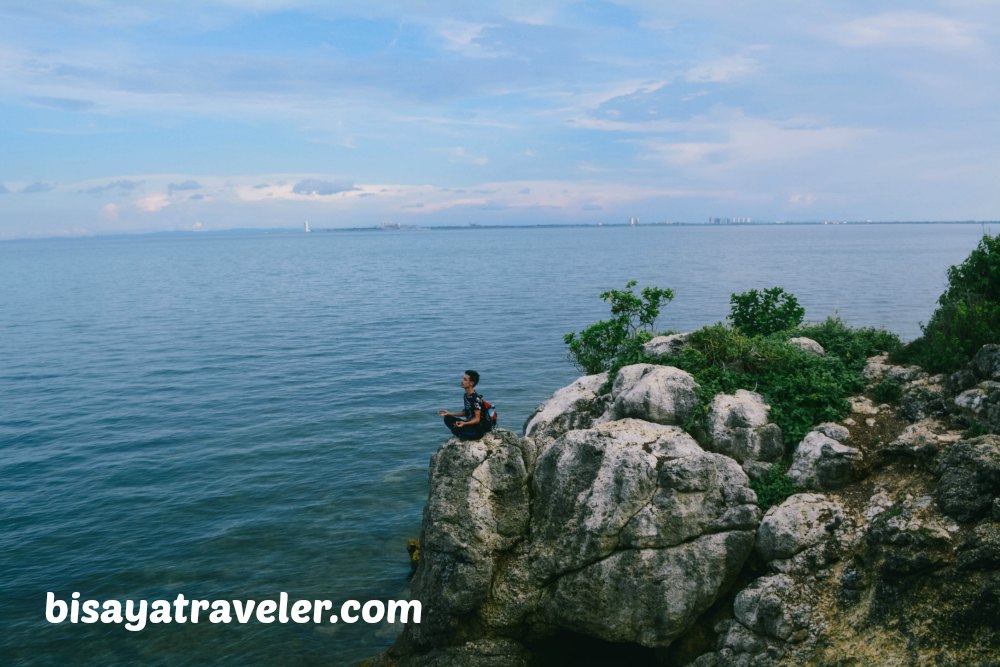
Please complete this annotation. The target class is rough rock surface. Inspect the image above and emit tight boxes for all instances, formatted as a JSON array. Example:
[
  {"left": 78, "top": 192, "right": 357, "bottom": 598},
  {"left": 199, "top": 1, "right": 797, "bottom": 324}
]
[
  {"left": 378, "top": 348, "right": 1000, "bottom": 667},
  {"left": 756, "top": 494, "right": 845, "bottom": 562},
  {"left": 601, "top": 363, "right": 699, "bottom": 426},
  {"left": 642, "top": 332, "right": 692, "bottom": 358},
  {"left": 787, "top": 337, "right": 824, "bottom": 355},
  {"left": 523, "top": 372, "right": 607, "bottom": 445},
  {"left": 378, "top": 417, "right": 759, "bottom": 664},
  {"left": 937, "top": 435, "right": 1000, "bottom": 522},
  {"left": 703, "top": 390, "right": 784, "bottom": 477},
  {"left": 954, "top": 382, "right": 1000, "bottom": 433},
  {"left": 972, "top": 344, "right": 1000, "bottom": 382},
  {"left": 787, "top": 430, "right": 863, "bottom": 491}
]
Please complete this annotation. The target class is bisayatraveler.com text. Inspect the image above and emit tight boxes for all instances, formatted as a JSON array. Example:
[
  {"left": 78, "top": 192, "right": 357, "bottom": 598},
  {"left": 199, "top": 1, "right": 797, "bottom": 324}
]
[{"left": 46, "top": 592, "right": 421, "bottom": 631}]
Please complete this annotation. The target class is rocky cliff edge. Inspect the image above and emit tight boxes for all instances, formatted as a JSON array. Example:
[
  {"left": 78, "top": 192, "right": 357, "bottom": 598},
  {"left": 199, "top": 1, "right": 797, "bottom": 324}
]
[{"left": 371, "top": 344, "right": 1000, "bottom": 666}]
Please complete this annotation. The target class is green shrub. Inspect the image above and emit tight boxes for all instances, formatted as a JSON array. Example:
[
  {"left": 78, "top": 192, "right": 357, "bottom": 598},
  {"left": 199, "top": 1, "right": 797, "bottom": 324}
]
[
  {"left": 564, "top": 281, "right": 674, "bottom": 374},
  {"left": 796, "top": 316, "right": 902, "bottom": 372},
  {"left": 568, "top": 286, "right": 904, "bottom": 449},
  {"left": 750, "top": 464, "right": 798, "bottom": 510},
  {"left": 872, "top": 376, "right": 903, "bottom": 404},
  {"left": 729, "top": 287, "right": 805, "bottom": 337},
  {"left": 664, "top": 324, "right": 862, "bottom": 444},
  {"left": 896, "top": 233, "right": 1000, "bottom": 373}
]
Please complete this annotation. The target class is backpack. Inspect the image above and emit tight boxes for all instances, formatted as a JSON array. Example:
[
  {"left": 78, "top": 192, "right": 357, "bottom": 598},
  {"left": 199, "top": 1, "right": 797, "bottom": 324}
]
[{"left": 478, "top": 394, "right": 498, "bottom": 431}]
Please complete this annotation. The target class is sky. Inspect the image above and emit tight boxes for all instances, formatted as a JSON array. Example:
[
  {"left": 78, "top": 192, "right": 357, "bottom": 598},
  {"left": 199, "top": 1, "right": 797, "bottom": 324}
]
[{"left": 1, "top": 0, "right": 998, "bottom": 238}]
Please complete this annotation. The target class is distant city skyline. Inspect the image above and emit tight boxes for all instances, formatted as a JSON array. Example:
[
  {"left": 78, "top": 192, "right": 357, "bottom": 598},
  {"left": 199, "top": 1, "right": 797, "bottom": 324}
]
[{"left": 2, "top": 1, "right": 998, "bottom": 239}]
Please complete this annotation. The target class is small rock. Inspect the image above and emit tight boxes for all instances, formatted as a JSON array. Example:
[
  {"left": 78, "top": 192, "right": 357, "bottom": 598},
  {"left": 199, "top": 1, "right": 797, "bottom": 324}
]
[
  {"left": 788, "top": 337, "right": 825, "bottom": 355},
  {"left": 814, "top": 422, "right": 850, "bottom": 442},
  {"left": 849, "top": 396, "right": 879, "bottom": 415},
  {"left": 642, "top": 332, "right": 692, "bottom": 357},
  {"left": 788, "top": 431, "right": 863, "bottom": 491}
]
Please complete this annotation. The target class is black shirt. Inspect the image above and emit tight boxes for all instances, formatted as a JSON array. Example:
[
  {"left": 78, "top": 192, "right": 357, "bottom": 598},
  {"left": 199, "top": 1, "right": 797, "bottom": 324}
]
[{"left": 463, "top": 392, "right": 483, "bottom": 421}]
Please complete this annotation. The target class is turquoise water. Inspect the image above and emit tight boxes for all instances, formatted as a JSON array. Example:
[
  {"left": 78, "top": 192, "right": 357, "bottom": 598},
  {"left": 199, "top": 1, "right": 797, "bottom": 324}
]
[{"left": 0, "top": 224, "right": 990, "bottom": 665}]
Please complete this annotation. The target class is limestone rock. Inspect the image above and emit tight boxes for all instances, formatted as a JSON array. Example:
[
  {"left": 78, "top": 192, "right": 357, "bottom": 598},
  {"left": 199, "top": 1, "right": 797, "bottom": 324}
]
[
  {"left": 523, "top": 372, "right": 608, "bottom": 445},
  {"left": 954, "top": 382, "right": 1000, "bottom": 434},
  {"left": 733, "top": 575, "right": 808, "bottom": 643},
  {"left": 540, "top": 531, "right": 755, "bottom": 647},
  {"left": 756, "top": 494, "right": 845, "bottom": 562},
  {"left": 863, "top": 353, "right": 924, "bottom": 384},
  {"left": 642, "top": 332, "right": 692, "bottom": 357},
  {"left": 900, "top": 375, "right": 948, "bottom": 421},
  {"left": 863, "top": 499, "right": 956, "bottom": 578},
  {"left": 389, "top": 416, "right": 760, "bottom": 660},
  {"left": 971, "top": 344, "right": 1000, "bottom": 381},
  {"left": 704, "top": 390, "right": 784, "bottom": 467},
  {"left": 787, "top": 337, "right": 824, "bottom": 355},
  {"left": 882, "top": 418, "right": 961, "bottom": 463},
  {"left": 814, "top": 422, "right": 849, "bottom": 442},
  {"left": 602, "top": 363, "right": 699, "bottom": 426},
  {"left": 848, "top": 396, "right": 879, "bottom": 415},
  {"left": 788, "top": 431, "right": 863, "bottom": 491},
  {"left": 937, "top": 435, "right": 1000, "bottom": 522},
  {"left": 407, "top": 430, "right": 531, "bottom": 645}
]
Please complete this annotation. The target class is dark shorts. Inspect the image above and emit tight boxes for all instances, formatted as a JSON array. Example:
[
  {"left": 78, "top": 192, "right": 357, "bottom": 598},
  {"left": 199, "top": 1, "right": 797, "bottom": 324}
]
[{"left": 443, "top": 415, "right": 485, "bottom": 440}]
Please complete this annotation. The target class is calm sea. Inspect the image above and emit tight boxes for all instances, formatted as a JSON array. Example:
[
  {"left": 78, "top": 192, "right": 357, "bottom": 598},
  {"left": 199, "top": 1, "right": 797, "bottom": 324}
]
[{"left": 0, "top": 223, "right": 991, "bottom": 665}]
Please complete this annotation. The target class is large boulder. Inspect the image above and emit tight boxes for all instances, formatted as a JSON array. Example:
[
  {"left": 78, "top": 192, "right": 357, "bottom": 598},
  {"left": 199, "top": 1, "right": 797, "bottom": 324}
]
[
  {"left": 523, "top": 372, "right": 608, "bottom": 446},
  {"left": 937, "top": 435, "right": 1000, "bottom": 522},
  {"left": 406, "top": 430, "right": 532, "bottom": 646},
  {"left": 704, "top": 390, "right": 784, "bottom": 470},
  {"left": 756, "top": 494, "right": 845, "bottom": 563},
  {"left": 787, "top": 430, "right": 863, "bottom": 491},
  {"left": 602, "top": 363, "right": 699, "bottom": 426},
  {"left": 387, "top": 418, "right": 761, "bottom": 661}
]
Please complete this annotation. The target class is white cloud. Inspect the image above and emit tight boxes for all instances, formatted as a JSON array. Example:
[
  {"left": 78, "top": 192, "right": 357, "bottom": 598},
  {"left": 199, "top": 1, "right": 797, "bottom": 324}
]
[
  {"left": 100, "top": 202, "right": 119, "bottom": 221},
  {"left": 632, "top": 112, "right": 870, "bottom": 171},
  {"left": 136, "top": 193, "right": 171, "bottom": 212},
  {"left": 434, "top": 146, "right": 489, "bottom": 165},
  {"left": 835, "top": 12, "right": 981, "bottom": 52},
  {"left": 789, "top": 193, "right": 817, "bottom": 207},
  {"left": 437, "top": 20, "right": 497, "bottom": 57},
  {"left": 686, "top": 54, "right": 758, "bottom": 83}
]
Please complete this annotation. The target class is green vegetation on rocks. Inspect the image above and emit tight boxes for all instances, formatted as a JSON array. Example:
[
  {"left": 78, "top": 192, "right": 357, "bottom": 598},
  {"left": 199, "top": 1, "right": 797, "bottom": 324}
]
[
  {"left": 729, "top": 286, "right": 805, "bottom": 337},
  {"left": 566, "top": 283, "right": 902, "bottom": 446},
  {"left": 750, "top": 463, "right": 798, "bottom": 510},
  {"left": 896, "top": 233, "right": 1000, "bottom": 373},
  {"left": 564, "top": 280, "right": 674, "bottom": 375}
]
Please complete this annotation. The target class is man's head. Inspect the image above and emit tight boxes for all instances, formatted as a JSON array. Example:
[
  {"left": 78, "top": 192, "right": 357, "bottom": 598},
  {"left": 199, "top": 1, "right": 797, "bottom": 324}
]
[{"left": 463, "top": 369, "right": 480, "bottom": 387}]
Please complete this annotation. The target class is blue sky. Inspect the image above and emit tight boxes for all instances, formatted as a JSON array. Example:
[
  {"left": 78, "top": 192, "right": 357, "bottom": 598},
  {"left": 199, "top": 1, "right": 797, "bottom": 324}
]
[{"left": 1, "top": 1, "right": 998, "bottom": 237}]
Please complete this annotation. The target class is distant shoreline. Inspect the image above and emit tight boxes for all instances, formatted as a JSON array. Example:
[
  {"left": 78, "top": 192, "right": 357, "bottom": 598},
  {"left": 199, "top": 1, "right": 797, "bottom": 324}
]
[{"left": 2, "top": 219, "right": 997, "bottom": 243}]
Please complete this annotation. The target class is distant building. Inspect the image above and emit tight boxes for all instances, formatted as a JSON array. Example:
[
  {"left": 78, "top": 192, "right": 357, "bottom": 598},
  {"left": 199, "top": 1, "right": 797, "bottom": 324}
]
[{"left": 628, "top": 216, "right": 639, "bottom": 226}]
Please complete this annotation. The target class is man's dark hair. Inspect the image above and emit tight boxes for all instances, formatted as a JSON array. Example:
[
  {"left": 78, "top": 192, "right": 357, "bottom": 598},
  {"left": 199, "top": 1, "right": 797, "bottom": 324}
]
[{"left": 465, "top": 369, "right": 480, "bottom": 386}]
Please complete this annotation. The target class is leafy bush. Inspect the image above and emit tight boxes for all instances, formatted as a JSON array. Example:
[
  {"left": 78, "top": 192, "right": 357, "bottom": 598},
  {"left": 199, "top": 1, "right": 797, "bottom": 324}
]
[
  {"left": 750, "top": 464, "right": 798, "bottom": 511},
  {"left": 564, "top": 281, "right": 674, "bottom": 374},
  {"left": 729, "top": 287, "right": 805, "bottom": 337},
  {"left": 896, "top": 233, "right": 1000, "bottom": 373},
  {"left": 871, "top": 376, "right": 903, "bottom": 404},
  {"left": 665, "top": 324, "right": 861, "bottom": 444},
  {"left": 567, "top": 286, "right": 902, "bottom": 448},
  {"left": 795, "top": 316, "right": 902, "bottom": 372}
]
